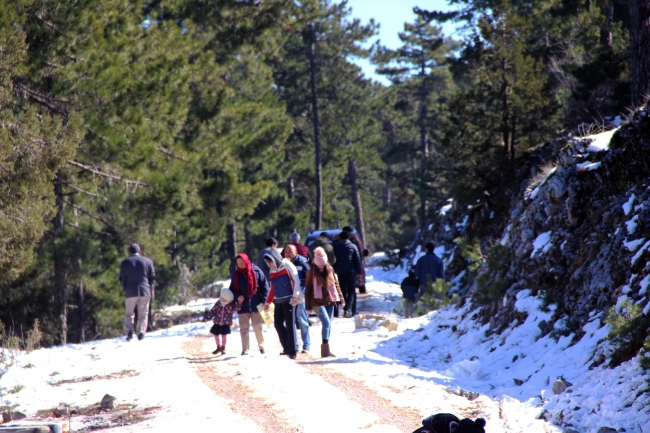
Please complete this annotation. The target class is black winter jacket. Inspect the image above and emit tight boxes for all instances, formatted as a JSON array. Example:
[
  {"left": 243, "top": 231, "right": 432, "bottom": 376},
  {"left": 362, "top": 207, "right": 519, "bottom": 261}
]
[
  {"left": 333, "top": 240, "right": 361, "bottom": 275},
  {"left": 120, "top": 254, "right": 155, "bottom": 298},
  {"left": 414, "top": 252, "right": 445, "bottom": 288},
  {"left": 229, "top": 264, "right": 270, "bottom": 314}
]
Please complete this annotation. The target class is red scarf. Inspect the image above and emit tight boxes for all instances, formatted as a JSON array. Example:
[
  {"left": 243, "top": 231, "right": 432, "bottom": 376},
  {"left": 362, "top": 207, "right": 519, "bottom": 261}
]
[{"left": 233, "top": 253, "right": 257, "bottom": 297}]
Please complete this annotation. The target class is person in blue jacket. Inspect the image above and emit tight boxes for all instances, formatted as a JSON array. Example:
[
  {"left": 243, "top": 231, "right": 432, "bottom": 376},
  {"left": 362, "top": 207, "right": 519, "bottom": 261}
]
[
  {"left": 286, "top": 244, "right": 311, "bottom": 353},
  {"left": 263, "top": 248, "right": 301, "bottom": 359},
  {"left": 413, "top": 242, "right": 445, "bottom": 291}
]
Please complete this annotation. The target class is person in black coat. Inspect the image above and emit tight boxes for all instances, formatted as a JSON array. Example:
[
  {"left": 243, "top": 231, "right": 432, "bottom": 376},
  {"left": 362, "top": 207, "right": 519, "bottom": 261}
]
[
  {"left": 400, "top": 269, "right": 419, "bottom": 318},
  {"left": 414, "top": 242, "right": 445, "bottom": 290},
  {"left": 120, "top": 244, "right": 155, "bottom": 341},
  {"left": 333, "top": 230, "right": 361, "bottom": 317}
]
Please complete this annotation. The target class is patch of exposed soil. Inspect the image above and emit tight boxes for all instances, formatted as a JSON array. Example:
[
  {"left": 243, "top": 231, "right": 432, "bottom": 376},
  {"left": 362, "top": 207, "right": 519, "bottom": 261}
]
[
  {"left": 32, "top": 403, "right": 161, "bottom": 432},
  {"left": 302, "top": 363, "right": 422, "bottom": 433},
  {"left": 182, "top": 337, "right": 303, "bottom": 433},
  {"left": 49, "top": 370, "right": 139, "bottom": 386}
]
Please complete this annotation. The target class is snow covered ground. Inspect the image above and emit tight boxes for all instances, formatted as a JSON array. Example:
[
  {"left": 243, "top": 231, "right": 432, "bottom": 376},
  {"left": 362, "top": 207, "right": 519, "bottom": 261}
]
[{"left": 1, "top": 265, "right": 648, "bottom": 432}]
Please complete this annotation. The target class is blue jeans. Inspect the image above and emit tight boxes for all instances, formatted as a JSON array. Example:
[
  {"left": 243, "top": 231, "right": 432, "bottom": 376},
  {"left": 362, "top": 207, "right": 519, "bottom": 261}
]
[
  {"left": 295, "top": 302, "right": 311, "bottom": 351},
  {"left": 318, "top": 305, "right": 335, "bottom": 342}
]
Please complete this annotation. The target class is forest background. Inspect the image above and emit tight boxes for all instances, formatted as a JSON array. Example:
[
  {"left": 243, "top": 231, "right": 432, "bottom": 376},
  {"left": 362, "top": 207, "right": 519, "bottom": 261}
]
[{"left": 0, "top": 0, "right": 643, "bottom": 346}]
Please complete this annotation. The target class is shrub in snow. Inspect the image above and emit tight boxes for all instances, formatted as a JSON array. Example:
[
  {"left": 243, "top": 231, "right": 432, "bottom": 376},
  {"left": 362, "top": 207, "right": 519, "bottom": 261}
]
[{"left": 605, "top": 300, "right": 650, "bottom": 368}]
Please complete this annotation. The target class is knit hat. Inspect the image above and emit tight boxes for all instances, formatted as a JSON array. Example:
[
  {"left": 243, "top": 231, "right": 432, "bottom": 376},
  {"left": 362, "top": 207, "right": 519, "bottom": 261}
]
[
  {"left": 313, "top": 247, "right": 328, "bottom": 267},
  {"left": 289, "top": 232, "right": 300, "bottom": 242},
  {"left": 220, "top": 288, "right": 234, "bottom": 304}
]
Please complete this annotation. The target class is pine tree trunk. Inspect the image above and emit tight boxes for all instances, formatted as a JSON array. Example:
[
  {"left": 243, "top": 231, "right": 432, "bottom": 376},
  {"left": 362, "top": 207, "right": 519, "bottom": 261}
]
[
  {"left": 600, "top": 6, "right": 613, "bottom": 47},
  {"left": 419, "top": 63, "right": 428, "bottom": 225},
  {"left": 286, "top": 148, "right": 295, "bottom": 199},
  {"left": 53, "top": 171, "right": 67, "bottom": 346},
  {"left": 308, "top": 26, "right": 323, "bottom": 230},
  {"left": 244, "top": 224, "right": 253, "bottom": 258},
  {"left": 227, "top": 220, "right": 237, "bottom": 275},
  {"left": 348, "top": 159, "right": 366, "bottom": 245},
  {"left": 77, "top": 279, "right": 85, "bottom": 344},
  {"left": 383, "top": 180, "right": 391, "bottom": 206},
  {"left": 630, "top": 1, "right": 650, "bottom": 106}
]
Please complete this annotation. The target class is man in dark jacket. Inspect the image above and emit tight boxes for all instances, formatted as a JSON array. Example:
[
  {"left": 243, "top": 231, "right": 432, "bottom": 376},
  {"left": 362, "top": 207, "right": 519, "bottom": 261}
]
[
  {"left": 414, "top": 242, "right": 445, "bottom": 291},
  {"left": 333, "top": 230, "right": 361, "bottom": 317},
  {"left": 120, "top": 244, "right": 155, "bottom": 341},
  {"left": 343, "top": 226, "right": 367, "bottom": 293},
  {"left": 307, "top": 232, "right": 336, "bottom": 265},
  {"left": 256, "top": 237, "right": 278, "bottom": 280}
]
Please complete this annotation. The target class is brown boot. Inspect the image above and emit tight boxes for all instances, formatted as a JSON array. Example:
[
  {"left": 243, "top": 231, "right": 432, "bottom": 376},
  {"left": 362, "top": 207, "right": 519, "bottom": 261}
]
[
  {"left": 321, "top": 343, "right": 335, "bottom": 358},
  {"left": 212, "top": 346, "right": 222, "bottom": 355}
]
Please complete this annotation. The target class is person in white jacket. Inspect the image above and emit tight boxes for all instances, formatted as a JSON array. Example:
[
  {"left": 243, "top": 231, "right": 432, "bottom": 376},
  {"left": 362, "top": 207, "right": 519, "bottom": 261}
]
[{"left": 263, "top": 248, "right": 302, "bottom": 359}]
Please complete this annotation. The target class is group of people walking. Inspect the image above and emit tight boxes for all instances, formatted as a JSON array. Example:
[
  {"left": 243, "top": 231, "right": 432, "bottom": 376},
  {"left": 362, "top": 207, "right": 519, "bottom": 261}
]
[{"left": 205, "top": 227, "right": 365, "bottom": 359}]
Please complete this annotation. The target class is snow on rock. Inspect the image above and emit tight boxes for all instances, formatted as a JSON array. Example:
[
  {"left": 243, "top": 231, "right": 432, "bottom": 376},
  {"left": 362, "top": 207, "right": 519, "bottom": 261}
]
[
  {"left": 623, "top": 238, "right": 645, "bottom": 252},
  {"left": 631, "top": 240, "right": 650, "bottom": 265},
  {"left": 576, "top": 161, "right": 601, "bottom": 171},
  {"left": 530, "top": 231, "right": 553, "bottom": 257},
  {"left": 623, "top": 194, "right": 636, "bottom": 216},
  {"left": 583, "top": 128, "right": 617, "bottom": 152},
  {"left": 626, "top": 215, "right": 639, "bottom": 235}
]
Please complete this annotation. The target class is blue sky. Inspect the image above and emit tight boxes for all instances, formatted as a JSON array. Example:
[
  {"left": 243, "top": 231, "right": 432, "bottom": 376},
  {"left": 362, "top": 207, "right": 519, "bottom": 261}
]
[{"left": 342, "top": 0, "right": 457, "bottom": 85}]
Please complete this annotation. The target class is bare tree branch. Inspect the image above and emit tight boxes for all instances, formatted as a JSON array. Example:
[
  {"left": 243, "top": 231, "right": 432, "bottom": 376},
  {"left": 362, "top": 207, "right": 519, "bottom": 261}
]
[
  {"left": 60, "top": 180, "right": 109, "bottom": 201},
  {"left": 67, "top": 160, "right": 150, "bottom": 187},
  {"left": 156, "top": 147, "right": 189, "bottom": 162}
]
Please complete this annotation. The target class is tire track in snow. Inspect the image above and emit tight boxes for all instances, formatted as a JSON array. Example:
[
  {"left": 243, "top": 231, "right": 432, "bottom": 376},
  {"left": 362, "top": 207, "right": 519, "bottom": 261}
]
[
  {"left": 182, "top": 337, "right": 301, "bottom": 433},
  {"left": 302, "top": 362, "right": 423, "bottom": 432}
]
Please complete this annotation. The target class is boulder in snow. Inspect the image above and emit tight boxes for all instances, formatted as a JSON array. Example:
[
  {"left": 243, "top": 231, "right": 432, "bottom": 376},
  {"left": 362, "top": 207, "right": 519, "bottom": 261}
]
[
  {"left": 551, "top": 377, "right": 572, "bottom": 395},
  {"left": 1, "top": 412, "right": 26, "bottom": 423},
  {"left": 354, "top": 314, "right": 398, "bottom": 331},
  {"left": 100, "top": 394, "right": 116, "bottom": 409}
]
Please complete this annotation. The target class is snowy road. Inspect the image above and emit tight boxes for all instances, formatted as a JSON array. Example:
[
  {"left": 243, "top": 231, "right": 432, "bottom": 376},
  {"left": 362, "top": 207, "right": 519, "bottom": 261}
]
[{"left": 2, "top": 267, "right": 561, "bottom": 432}]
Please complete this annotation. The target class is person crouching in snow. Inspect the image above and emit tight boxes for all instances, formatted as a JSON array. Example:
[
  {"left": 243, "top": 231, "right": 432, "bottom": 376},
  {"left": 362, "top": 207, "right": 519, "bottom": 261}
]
[
  {"left": 204, "top": 288, "right": 240, "bottom": 355},
  {"left": 263, "top": 248, "right": 301, "bottom": 360},
  {"left": 305, "top": 247, "right": 344, "bottom": 358}
]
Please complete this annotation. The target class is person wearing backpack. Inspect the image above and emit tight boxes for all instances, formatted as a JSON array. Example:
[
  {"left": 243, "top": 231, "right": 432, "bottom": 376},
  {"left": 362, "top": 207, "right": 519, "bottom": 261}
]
[
  {"left": 286, "top": 244, "right": 311, "bottom": 353},
  {"left": 263, "top": 248, "right": 301, "bottom": 359}
]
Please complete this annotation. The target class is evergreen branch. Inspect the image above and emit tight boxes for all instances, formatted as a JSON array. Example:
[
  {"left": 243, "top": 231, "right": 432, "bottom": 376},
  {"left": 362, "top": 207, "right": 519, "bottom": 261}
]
[
  {"left": 12, "top": 82, "right": 70, "bottom": 120},
  {"left": 0, "top": 209, "right": 26, "bottom": 224},
  {"left": 60, "top": 180, "right": 109, "bottom": 201},
  {"left": 156, "top": 147, "right": 188, "bottom": 162},
  {"left": 62, "top": 198, "right": 125, "bottom": 238},
  {"left": 67, "top": 160, "right": 150, "bottom": 187}
]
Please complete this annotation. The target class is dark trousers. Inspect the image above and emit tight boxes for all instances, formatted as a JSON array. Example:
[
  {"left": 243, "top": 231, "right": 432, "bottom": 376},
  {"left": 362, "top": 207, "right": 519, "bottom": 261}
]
[
  {"left": 337, "top": 272, "right": 357, "bottom": 315},
  {"left": 273, "top": 301, "right": 297, "bottom": 356}
]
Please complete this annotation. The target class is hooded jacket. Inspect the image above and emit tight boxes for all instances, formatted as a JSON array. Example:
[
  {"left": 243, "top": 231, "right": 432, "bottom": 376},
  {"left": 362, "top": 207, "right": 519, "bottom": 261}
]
[{"left": 264, "top": 249, "right": 301, "bottom": 304}]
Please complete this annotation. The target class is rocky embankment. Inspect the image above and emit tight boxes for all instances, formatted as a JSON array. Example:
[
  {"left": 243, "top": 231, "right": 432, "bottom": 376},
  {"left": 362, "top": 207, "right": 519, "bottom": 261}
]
[{"left": 422, "top": 109, "right": 650, "bottom": 365}]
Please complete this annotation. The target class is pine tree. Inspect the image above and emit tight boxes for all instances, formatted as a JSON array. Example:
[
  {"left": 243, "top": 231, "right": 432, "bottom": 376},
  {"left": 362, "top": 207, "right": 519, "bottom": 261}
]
[{"left": 373, "top": 11, "right": 456, "bottom": 226}]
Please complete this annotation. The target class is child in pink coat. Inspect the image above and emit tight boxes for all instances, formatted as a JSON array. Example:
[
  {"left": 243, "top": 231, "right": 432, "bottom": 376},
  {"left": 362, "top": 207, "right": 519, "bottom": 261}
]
[{"left": 204, "top": 288, "right": 240, "bottom": 355}]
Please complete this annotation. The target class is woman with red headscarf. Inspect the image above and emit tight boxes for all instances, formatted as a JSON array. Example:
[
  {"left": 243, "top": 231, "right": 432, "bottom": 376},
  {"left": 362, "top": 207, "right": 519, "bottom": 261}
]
[{"left": 228, "top": 253, "right": 270, "bottom": 355}]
